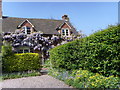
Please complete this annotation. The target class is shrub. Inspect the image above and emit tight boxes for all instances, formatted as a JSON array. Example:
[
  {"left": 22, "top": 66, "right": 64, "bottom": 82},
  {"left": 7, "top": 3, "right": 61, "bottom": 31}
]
[
  {"left": 50, "top": 40, "right": 80, "bottom": 70},
  {"left": 48, "top": 68, "right": 120, "bottom": 88},
  {"left": 70, "top": 69, "right": 120, "bottom": 88},
  {"left": 1, "top": 45, "right": 13, "bottom": 56},
  {"left": 50, "top": 25, "right": 120, "bottom": 76},
  {"left": 2, "top": 53, "right": 41, "bottom": 73}
]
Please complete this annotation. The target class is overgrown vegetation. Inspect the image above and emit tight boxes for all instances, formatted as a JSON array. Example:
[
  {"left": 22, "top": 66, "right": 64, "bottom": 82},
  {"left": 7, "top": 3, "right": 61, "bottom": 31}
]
[
  {"left": 48, "top": 68, "right": 120, "bottom": 88},
  {"left": 50, "top": 25, "right": 120, "bottom": 77},
  {"left": 1, "top": 44, "right": 13, "bottom": 56}
]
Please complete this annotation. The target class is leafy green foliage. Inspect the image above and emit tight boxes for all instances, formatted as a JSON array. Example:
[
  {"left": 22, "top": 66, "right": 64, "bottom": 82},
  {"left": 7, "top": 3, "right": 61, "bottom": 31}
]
[
  {"left": 50, "top": 25, "right": 120, "bottom": 76},
  {"left": 67, "top": 69, "right": 120, "bottom": 88},
  {"left": 2, "top": 53, "right": 41, "bottom": 73},
  {"left": 48, "top": 68, "right": 120, "bottom": 88},
  {"left": 1, "top": 45, "right": 13, "bottom": 56}
]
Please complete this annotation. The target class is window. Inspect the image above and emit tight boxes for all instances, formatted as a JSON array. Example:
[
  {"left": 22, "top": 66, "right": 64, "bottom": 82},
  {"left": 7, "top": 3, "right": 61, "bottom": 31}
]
[
  {"left": 62, "top": 29, "right": 65, "bottom": 36},
  {"left": 18, "top": 50, "right": 23, "bottom": 53},
  {"left": 30, "top": 49, "right": 33, "bottom": 53},
  {"left": 66, "top": 29, "right": 69, "bottom": 36},
  {"left": 26, "top": 27, "right": 31, "bottom": 34},
  {"left": 17, "top": 49, "right": 30, "bottom": 53},
  {"left": 24, "top": 49, "right": 29, "bottom": 53},
  {"left": 61, "top": 28, "right": 69, "bottom": 36},
  {"left": 22, "top": 26, "right": 31, "bottom": 34},
  {"left": 22, "top": 27, "right": 26, "bottom": 33}
]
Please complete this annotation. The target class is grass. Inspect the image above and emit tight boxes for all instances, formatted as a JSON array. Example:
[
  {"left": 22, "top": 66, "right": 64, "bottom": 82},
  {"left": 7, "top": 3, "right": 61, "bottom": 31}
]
[{"left": 2, "top": 70, "right": 41, "bottom": 80}]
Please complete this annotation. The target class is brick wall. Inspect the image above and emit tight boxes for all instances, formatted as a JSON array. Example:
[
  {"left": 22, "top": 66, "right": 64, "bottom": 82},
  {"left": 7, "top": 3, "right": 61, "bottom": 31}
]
[
  {"left": 61, "top": 23, "right": 70, "bottom": 29},
  {"left": 21, "top": 21, "right": 33, "bottom": 27}
]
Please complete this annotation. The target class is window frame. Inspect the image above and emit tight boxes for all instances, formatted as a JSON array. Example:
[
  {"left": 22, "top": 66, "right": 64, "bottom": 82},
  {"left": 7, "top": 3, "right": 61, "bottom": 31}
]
[
  {"left": 22, "top": 26, "right": 31, "bottom": 34},
  {"left": 17, "top": 49, "right": 30, "bottom": 53},
  {"left": 61, "top": 28, "right": 70, "bottom": 36},
  {"left": 26, "top": 27, "right": 31, "bottom": 34},
  {"left": 62, "top": 29, "right": 65, "bottom": 36}
]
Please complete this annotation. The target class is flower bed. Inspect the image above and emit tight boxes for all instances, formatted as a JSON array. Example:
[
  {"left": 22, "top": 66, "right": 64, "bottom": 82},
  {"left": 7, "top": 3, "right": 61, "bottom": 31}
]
[{"left": 48, "top": 68, "right": 120, "bottom": 88}]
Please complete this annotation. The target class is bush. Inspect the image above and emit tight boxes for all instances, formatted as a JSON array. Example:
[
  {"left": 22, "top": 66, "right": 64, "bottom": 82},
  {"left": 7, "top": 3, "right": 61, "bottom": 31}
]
[
  {"left": 48, "top": 68, "right": 120, "bottom": 88},
  {"left": 2, "top": 53, "right": 41, "bottom": 73},
  {"left": 50, "top": 40, "right": 80, "bottom": 70},
  {"left": 50, "top": 25, "right": 120, "bottom": 76},
  {"left": 67, "top": 69, "right": 120, "bottom": 88},
  {"left": 1, "top": 45, "right": 13, "bottom": 56}
]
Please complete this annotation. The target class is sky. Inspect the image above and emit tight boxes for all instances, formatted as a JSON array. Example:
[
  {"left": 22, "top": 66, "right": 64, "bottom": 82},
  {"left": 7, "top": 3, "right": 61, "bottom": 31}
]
[{"left": 2, "top": 2, "right": 118, "bottom": 36}]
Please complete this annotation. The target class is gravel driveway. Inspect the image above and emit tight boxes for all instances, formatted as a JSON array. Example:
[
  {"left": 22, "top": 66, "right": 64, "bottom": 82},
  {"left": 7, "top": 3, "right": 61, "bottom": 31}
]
[{"left": 1, "top": 75, "right": 73, "bottom": 88}]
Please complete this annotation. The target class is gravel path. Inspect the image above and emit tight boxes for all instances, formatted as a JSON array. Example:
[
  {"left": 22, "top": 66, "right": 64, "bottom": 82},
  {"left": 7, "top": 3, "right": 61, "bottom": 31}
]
[{"left": 1, "top": 75, "right": 73, "bottom": 88}]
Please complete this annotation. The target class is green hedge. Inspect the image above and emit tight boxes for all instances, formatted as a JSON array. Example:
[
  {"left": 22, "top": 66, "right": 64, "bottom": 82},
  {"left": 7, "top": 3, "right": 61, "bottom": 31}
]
[
  {"left": 50, "top": 25, "right": 120, "bottom": 76},
  {"left": 3, "top": 53, "right": 41, "bottom": 73}
]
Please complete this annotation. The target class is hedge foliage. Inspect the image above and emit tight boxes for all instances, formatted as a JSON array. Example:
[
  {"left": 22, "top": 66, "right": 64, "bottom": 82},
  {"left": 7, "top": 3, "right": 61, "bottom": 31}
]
[
  {"left": 3, "top": 53, "right": 41, "bottom": 73},
  {"left": 1, "top": 45, "right": 13, "bottom": 56},
  {"left": 50, "top": 25, "right": 120, "bottom": 76}
]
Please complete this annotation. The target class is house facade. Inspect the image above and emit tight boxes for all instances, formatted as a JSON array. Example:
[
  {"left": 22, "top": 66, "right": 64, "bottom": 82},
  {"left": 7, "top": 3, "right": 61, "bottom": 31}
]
[
  {"left": 0, "top": 1, "right": 78, "bottom": 54},
  {"left": 1, "top": 15, "right": 78, "bottom": 54},
  {"left": 2, "top": 15, "right": 78, "bottom": 38}
]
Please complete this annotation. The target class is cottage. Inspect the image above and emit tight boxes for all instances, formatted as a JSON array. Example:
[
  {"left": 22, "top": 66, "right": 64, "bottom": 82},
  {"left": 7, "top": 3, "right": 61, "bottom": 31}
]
[
  {"left": 0, "top": 1, "right": 79, "bottom": 54},
  {"left": 1, "top": 15, "right": 79, "bottom": 54},
  {"left": 2, "top": 15, "right": 78, "bottom": 38}
]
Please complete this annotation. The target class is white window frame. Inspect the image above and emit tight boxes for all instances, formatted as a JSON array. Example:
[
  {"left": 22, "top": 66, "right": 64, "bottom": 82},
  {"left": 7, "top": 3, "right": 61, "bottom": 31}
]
[
  {"left": 61, "top": 28, "right": 70, "bottom": 36},
  {"left": 22, "top": 26, "right": 31, "bottom": 34},
  {"left": 62, "top": 29, "right": 65, "bottom": 36}
]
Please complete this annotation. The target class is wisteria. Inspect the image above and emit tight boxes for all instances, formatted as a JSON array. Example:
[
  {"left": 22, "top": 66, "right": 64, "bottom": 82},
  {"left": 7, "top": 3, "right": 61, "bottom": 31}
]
[
  {"left": 2, "top": 31, "right": 82, "bottom": 63},
  {"left": 2, "top": 32, "right": 72, "bottom": 61}
]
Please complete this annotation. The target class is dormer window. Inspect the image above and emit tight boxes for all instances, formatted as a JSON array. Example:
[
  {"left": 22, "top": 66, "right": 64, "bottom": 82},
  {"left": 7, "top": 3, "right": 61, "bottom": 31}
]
[
  {"left": 22, "top": 26, "right": 31, "bottom": 34},
  {"left": 62, "top": 28, "right": 69, "bottom": 36},
  {"left": 66, "top": 29, "right": 69, "bottom": 36},
  {"left": 62, "top": 29, "right": 65, "bottom": 36},
  {"left": 26, "top": 27, "right": 31, "bottom": 34}
]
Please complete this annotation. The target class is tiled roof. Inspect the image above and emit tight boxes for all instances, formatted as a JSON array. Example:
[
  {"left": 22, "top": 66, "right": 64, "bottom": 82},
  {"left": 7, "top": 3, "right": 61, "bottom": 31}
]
[{"left": 2, "top": 16, "right": 78, "bottom": 35}]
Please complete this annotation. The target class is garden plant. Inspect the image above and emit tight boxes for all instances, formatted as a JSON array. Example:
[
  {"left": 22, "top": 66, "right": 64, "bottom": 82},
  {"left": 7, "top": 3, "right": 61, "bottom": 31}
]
[{"left": 49, "top": 25, "right": 120, "bottom": 88}]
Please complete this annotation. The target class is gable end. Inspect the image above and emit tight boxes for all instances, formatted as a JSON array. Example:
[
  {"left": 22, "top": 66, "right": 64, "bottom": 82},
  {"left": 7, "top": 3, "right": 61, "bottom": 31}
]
[{"left": 18, "top": 19, "right": 34, "bottom": 28}]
